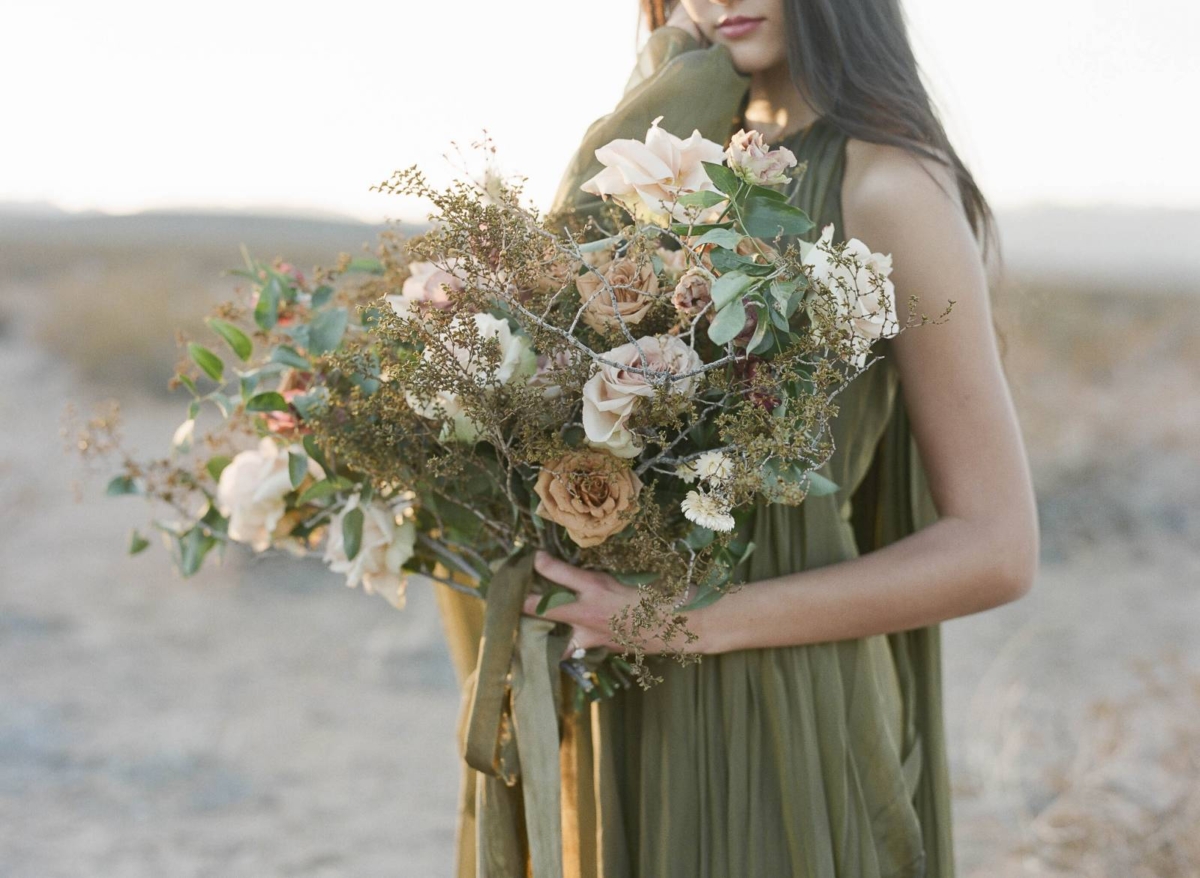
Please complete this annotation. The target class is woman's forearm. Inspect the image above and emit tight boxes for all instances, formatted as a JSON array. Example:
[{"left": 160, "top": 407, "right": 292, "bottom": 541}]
[{"left": 693, "top": 513, "right": 1037, "bottom": 654}]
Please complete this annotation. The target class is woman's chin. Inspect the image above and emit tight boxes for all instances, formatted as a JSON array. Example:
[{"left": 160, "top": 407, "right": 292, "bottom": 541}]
[{"left": 719, "top": 44, "right": 782, "bottom": 77}]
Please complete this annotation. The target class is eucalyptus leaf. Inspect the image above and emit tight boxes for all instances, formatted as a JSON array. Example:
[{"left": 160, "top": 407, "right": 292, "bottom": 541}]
[
  {"left": 669, "top": 221, "right": 734, "bottom": 236},
  {"left": 683, "top": 526, "right": 715, "bottom": 551},
  {"left": 708, "top": 297, "right": 747, "bottom": 345},
  {"left": 691, "top": 227, "right": 744, "bottom": 250},
  {"left": 245, "top": 391, "right": 289, "bottom": 412},
  {"left": 741, "top": 195, "right": 814, "bottom": 239},
  {"left": 677, "top": 583, "right": 725, "bottom": 612},
  {"left": 702, "top": 161, "right": 740, "bottom": 196},
  {"left": 308, "top": 307, "right": 348, "bottom": 355},
  {"left": 302, "top": 434, "right": 329, "bottom": 476},
  {"left": 310, "top": 285, "right": 335, "bottom": 308},
  {"left": 254, "top": 276, "right": 282, "bottom": 331},
  {"left": 106, "top": 475, "right": 139, "bottom": 496},
  {"left": 535, "top": 585, "right": 578, "bottom": 616},
  {"left": 187, "top": 343, "right": 224, "bottom": 382},
  {"left": 176, "top": 373, "right": 198, "bottom": 395},
  {"left": 342, "top": 507, "right": 364, "bottom": 561},
  {"left": 205, "top": 455, "right": 232, "bottom": 482},
  {"left": 345, "top": 257, "right": 384, "bottom": 275},
  {"left": 206, "top": 318, "right": 252, "bottom": 361},
  {"left": 297, "top": 479, "right": 341, "bottom": 505},
  {"left": 676, "top": 189, "right": 728, "bottom": 209},
  {"left": 287, "top": 451, "right": 308, "bottom": 489},
  {"left": 612, "top": 571, "right": 660, "bottom": 587},
  {"left": 805, "top": 471, "right": 840, "bottom": 497},
  {"left": 710, "top": 270, "right": 753, "bottom": 311},
  {"left": 128, "top": 529, "right": 150, "bottom": 555},
  {"left": 271, "top": 345, "right": 310, "bottom": 370}
]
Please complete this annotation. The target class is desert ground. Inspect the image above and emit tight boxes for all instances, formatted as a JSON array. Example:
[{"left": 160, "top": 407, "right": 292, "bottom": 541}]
[{"left": 1, "top": 208, "right": 1197, "bottom": 877}]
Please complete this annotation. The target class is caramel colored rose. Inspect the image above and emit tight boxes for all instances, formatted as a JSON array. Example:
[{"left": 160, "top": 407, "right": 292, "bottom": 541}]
[
  {"left": 576, "top": 256, "right": 659, "bottom": 335},
  {"left": 533, "top": 451, "right": 643, "bottom": 547}
]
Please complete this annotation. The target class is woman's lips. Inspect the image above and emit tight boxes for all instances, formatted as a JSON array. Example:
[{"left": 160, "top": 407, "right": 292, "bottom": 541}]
[{"left": 716, "top": 16, "right": 765, "bottom": 39}]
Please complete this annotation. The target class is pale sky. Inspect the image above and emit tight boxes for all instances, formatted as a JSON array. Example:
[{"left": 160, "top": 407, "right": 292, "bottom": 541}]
[{"left": 2, "top": 0, "right": 1196, "bottom": 222}]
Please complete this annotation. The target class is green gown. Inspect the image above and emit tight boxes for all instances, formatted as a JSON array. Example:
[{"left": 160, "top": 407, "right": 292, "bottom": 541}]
[{"left": 435, "top": 27, "right": 955, "bottom": 878}]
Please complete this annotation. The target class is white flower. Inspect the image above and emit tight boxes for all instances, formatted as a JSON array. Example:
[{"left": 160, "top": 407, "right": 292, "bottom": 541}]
[
  {"left": 172, "top": 418, "right": 196, "bottom": 454},
  {"left": 680, "top": 490, "right": 735, "bottom": 532},
  {"left": 675, "top": 461, "right": 699, "bottom": 483},
  {"left": 216, "top": 438, "right": 320, "bottom": 551},
  {"left": 694, "top": 450, "right": 733, "bottom": 483},
  {"left": 581, "top": 117, "right": 726, "bottom": 222},
  {"left": 323, "top": 494, "right": 416, "bottom": 609},
  {"left": 405, "top": 312, "right": 536, "bottom": 442},
  {"left": 384, "top": 259, "right": 465, "bottom": 319},
  {"left": 581, "top": 334, "right": 703, "bottom": 459},
  {"left": 803, "top": 224, "right": 900, "bottom": 366},
  {"left": 725, "top": 129, "right": 798, "bottom": 186}
]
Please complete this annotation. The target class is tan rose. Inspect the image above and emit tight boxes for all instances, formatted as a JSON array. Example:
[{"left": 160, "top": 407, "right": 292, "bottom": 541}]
[
  {"left": 725, "top": 129, "right": 798, "bottom": 186},
  {"left": 533, "top": 451, "right": 643, "bottom": 548},
  {"left": 576, "top": 256, "right": 659, "bottom": 335},
  {"left": 671, "top": 268, "right": 712, "bottom": 317},
  {"left": 656, "top": 246, "right": 689, "bottom": 281}
]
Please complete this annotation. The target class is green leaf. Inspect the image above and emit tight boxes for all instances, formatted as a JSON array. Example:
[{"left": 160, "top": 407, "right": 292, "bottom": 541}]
[
  {"left": 710, "top": 270, "right": 753, "bottom": 311},
  {"left": 187, "top": 400, "right": 200, "bottom": 420},
  {"left": 297, "top": 478, "right": 342, "bottom": 505},
  {"left": 206, "top": 318, "right": 252, "bottom": 361},
  {"left": 683, "top": 526, "right": 715, "bottom": 551},
  {"left": 254, "top": 276, "right": 283, "bottom": 331},
  {"left": 307, "top": 307, "right": 348, "bottom": 355},
  {"left": 535, "top": 585, "right": 577, "bottom": 616},
  {"left": 702, "top": 161, "right": 740, "bottom": 196},
  {"left": 287, "top": 451, "right": 308, "bottom": 489},
  {"left": 709, "top": 247, "right": 774, "bottom": 277},
  {"left": 179, "top": 525, "right": 216, "bottom": 577},
  {"left": 187, "top": 343, "right": 224, "bottom": 382},
  {"left": 345, "top": 257, "right": 384, "bottom": 275},
  {"left": 310, "top": 285, "right": 335, "bottom": 308},
  {"left": 691, "top": 227, "right": 744, "bottom": 250},
  {"left": 302, "top": 434, "right": 330, "bottom": 476},
  {"left": 209, "top": 393, "right": 236, "bottom": 418},
  {"left": 708, "top": 297, "right": 747, "bottom": 345},
  {"left": 342, "top": 506, "right": 364, "bottom": 561},
  {"left": 612, "top": 571, "right": 660, "bottom": 587},
  {"left": 741, "top": 195, "right": 814, "bottom": 239},
  {"left": 271, "top": 344, "right": 310, "bottom": 370},
  {"left": 290, "top": 392, "right": 324, "bottom": 421},
  {"left": 745, "top": 182, "right": 790, "bottom": 203},
  {"left": 669, "top": 221, "right": 734, "bottom": 236},
  {"left": 676, "top": 189, "right": 728, "bottom": 209},
  {"left": 106, "top": 474, "right": 139, "bottom": 496},
  {"left": 205, "top": 455, "right": 232, "bottom": 482},
  {"left": 176, "top": 373, "right": 198, "bottom": 395},
  {"left": 746, "top": 305, "right": 772, "bottom": 353},
  {"left": 128, "top": 529, "right": 150, "bottom": 555},
  {"left": 677, "top": 583, "right": 726, "bottom": 612},
  {"left": 245, "top": 391, "right": 289, "bottom": 412}
]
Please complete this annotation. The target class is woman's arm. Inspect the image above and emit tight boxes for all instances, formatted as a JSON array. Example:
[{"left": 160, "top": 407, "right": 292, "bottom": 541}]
[{"left": 524, "top": 143, "right": 1039, "bottom": 654}]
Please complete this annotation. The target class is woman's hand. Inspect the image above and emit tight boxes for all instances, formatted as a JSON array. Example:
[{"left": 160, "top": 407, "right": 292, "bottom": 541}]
[
  {"left": 522, "top": 551, "right": 711, "bottom": 657},
  {"left": 665, "top": 2, "right": 708, "bottom": 46}
]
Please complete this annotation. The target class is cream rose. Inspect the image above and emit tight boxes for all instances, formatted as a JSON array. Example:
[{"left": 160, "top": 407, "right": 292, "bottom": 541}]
[
  {"left": 581, "top": 117, "right": 726, "bottom": 222},
  {"left": 725, "top": 129, "right": 798, "bottom": 186},
  {"left": 323, "top": 494, "right": 416, "bottom": 609},
  {"left": 385, "top": 259, "right": 465, "bottom": 319},
  {"left": 533, "top": 451, "right": 643, "bottom": 548},
  {"left": 216, "top": 438, "right": 321, "bottom": 551},
  {"left": 576, "top": 256, "right": 659, "bottom": 334},
  {"left": 803, "top": 224, "right": 899, "bottom": 363},
  {"left": 581, "top": 334, "right": 703, "bottom": 458}
]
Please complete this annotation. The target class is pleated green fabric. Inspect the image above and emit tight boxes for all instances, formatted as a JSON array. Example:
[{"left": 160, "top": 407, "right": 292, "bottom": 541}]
[{"left": 436, "top": 26, "right": 955, "bottom": 878}]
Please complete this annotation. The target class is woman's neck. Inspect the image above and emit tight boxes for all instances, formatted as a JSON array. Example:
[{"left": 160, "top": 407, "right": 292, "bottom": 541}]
[{"left": 743, "top": 62, "right": 819, "bottom": 142}]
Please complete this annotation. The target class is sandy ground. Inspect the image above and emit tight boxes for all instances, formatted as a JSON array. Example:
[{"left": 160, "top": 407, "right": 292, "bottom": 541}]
[{"left": 2, "top": 228, "right": 1199, "bottom": 876}]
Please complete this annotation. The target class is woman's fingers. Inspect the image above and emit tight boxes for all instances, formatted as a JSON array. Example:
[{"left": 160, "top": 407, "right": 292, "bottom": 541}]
[
  {"left": 534, "top": 550, "right": 595, "bottom": 592},
  {"left": 522, "top": 591, "right": 580, "bottom": 624}
]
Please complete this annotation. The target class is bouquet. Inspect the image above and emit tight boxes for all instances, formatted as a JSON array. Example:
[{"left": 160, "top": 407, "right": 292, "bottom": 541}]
[{"left": 73, "top": 119, "right": 920, "bottom": 700}]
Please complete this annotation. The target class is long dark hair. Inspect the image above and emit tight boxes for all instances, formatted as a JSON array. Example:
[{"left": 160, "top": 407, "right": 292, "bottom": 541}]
[{"left": 641, "top": 0, "right": 995, "bottom": 250}]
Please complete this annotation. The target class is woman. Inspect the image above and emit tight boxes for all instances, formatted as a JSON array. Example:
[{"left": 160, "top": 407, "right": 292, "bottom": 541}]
[{"left": 438, "top": 1, "right": 1038, "bottom": 875}]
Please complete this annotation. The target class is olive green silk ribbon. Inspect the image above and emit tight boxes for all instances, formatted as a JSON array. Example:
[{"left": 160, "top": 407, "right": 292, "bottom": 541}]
[{"left": 462, "top": 549, "right": 568, "bottom": 878}]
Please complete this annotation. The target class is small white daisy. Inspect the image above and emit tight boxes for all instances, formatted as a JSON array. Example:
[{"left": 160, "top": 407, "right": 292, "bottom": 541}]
[
  {"left": 681, "top": 490, "right": 735, "bottom": 532},
  {"left": 694, "top": 450, "right": 733, "bottom": 483},
  {"left": 675, "top": 461, "right": 699, "bottom": 483}
]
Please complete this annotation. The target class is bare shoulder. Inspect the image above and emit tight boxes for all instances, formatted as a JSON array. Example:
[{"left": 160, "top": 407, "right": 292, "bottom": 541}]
[{"left": 841, "top": 138, "right": 965, "bottom": 236}]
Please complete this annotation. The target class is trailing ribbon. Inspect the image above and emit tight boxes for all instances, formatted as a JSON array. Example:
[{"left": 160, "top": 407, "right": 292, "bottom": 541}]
[{"left": 462, "top": 548, "right": 568, "bottom": 878}]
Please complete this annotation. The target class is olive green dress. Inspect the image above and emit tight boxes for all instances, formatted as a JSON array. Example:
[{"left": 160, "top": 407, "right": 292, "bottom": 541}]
[{"left": 435, "top": 27, "right": 955, "bottom": 878}]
